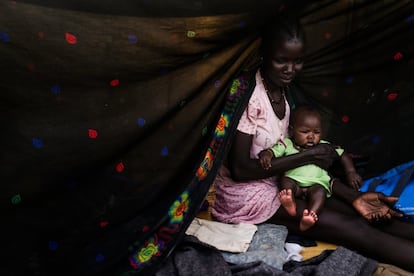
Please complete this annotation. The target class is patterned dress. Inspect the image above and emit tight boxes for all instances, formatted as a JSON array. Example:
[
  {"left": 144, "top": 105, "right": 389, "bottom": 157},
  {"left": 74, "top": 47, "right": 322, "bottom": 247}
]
[{"left": 211, "top": 69, "right": 290, "bottom": 224}]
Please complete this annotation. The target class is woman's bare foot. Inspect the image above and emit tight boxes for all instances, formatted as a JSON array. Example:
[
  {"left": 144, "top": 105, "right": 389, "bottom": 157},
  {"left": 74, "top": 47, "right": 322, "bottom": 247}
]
[
  {"left": 279, "top": 189, "right": 296, "bottom": 216},
  {"left": 300, "top": 209, "right": 318, "bottom": 231}
]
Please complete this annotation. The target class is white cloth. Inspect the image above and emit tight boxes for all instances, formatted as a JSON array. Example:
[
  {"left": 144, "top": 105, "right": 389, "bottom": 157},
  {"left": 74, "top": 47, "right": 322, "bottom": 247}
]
[
  {"left": 284, "top": 242, "right": 304, "bottom": 262},
  {"left": 185, "top": 217, "right": 258, "bottom": 253}
]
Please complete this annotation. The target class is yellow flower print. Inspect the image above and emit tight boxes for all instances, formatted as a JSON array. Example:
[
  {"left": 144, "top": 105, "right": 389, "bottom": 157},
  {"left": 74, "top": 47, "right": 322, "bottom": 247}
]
[
  {"left": 168, "top": 192, "right": 189, "bottom": 224},
  {"left": 215, "top": 114, "right": 229, "bottom": 137},
  {"left": 229, "top": 79, "right": 241, "bottom": 95},
  {"left": 138, "top": 242, "right": 159, "bottom": 263},
  {"left": 196, "top": 149, "right": 213, "bottom": 180},
  {"left": 129, "top": 235, "right": 164, "bottom": 269}
]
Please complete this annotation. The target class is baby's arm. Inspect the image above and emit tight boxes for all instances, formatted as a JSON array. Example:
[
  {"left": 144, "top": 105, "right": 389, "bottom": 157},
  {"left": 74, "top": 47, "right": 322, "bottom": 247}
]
[
  {"left": 259, "top": 139, "right": 289, "bottom": 171},
  {"left": 340, "top": 153, "right": 363, "bottom": 190}
]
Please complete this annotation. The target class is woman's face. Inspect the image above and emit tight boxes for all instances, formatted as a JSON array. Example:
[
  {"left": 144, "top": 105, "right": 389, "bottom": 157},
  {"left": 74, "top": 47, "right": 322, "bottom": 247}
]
[{"left": 263, "top": 38, "right": 305, "bottom": 88}]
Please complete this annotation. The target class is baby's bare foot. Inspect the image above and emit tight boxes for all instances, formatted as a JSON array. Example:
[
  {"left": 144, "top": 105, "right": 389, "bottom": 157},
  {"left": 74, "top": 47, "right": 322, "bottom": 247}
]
[
  {"left": 279, "top": 189, "right": 296, "bottom": 216},
  {"left": 300, "top": 209, "right": 318, "bottom": 231}
]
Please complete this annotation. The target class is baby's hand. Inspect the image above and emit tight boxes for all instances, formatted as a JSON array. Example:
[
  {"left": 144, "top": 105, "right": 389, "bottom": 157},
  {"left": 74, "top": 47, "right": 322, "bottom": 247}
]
[
  {"left": 259, "top": 149, "right": 273, "bottom": 170},
  {"left": 346, "top": 171, "right": 363, "bottom": 190}
]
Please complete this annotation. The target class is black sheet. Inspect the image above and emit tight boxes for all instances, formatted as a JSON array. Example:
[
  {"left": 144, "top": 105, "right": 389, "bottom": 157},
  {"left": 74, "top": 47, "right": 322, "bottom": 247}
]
[{"left": 1, "top": 0, "right": 414, "bottom": 275}]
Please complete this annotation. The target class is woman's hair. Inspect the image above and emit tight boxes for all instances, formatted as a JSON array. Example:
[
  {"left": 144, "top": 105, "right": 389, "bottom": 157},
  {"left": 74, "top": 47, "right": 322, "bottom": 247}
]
[{"left": 260, "top": 15, "right": 306, "bottom": 57}]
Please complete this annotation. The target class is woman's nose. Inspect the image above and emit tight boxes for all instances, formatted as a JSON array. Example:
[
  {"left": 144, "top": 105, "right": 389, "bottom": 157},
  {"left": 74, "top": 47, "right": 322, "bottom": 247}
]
[{"left": 285, "top": 62, "right": 294, "bottom": 72}]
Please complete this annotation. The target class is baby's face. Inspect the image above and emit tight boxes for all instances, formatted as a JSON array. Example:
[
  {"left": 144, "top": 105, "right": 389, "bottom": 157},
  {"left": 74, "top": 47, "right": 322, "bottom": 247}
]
[{"left": 291, "top": 114, "right": 322, "bottom": 149}]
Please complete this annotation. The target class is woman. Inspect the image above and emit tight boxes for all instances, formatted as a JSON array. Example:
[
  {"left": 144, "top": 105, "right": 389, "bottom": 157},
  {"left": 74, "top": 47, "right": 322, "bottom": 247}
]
[{"left": 211, "top": 16, "right": 414, "bottom": 272}]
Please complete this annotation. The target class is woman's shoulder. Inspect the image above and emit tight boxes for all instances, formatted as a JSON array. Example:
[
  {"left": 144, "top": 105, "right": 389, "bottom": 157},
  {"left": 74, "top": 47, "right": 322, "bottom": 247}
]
[{"left": 247, "top": 69, "right": 267, "bottom": 101}]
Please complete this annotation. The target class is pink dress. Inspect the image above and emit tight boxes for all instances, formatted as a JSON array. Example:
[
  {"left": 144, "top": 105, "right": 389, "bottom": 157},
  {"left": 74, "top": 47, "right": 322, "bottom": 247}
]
[{"left": 211, "top": 70, "right": 290, "bottom": 224}]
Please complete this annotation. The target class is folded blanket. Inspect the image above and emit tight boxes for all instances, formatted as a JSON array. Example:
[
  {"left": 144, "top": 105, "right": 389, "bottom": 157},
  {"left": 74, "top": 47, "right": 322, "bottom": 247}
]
[
  {"left": 185, "top": 217, "right": 258, "bottom": 253},
  {"left": 221, "top": 223, "right": 289, "bottom": 270},
  {"left": 156, "top": 235, "right": 379, "bottom": 276}
]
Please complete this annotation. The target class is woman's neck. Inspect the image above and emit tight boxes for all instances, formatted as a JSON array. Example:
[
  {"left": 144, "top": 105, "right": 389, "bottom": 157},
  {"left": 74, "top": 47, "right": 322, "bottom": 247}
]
[
  {"left": 260, "top": 69, "right": 280, "bottom": 93},
  {"left": 261, "top": 73, "right": 284, "bottom": 104}
]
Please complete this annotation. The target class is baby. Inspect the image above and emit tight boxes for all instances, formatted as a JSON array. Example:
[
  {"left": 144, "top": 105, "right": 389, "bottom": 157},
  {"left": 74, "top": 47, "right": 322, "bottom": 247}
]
[{"left": 259, "top": 106, "right": 362, "bottom": 231}]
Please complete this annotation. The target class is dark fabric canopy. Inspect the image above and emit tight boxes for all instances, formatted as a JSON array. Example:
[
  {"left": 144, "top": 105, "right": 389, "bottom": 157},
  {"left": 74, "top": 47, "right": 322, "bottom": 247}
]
[{"left": 1, "top": 0, "right": 414, "bottom": 275}]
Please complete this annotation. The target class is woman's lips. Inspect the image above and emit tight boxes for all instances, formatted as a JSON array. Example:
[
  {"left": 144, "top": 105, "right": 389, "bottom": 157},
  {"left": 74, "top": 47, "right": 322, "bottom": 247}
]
[
  {"left": 280, "top": 78, "right": 293, "bottom": 84},
  {"left": 280, "top": 76, "right": 293, "bottom": 84}
]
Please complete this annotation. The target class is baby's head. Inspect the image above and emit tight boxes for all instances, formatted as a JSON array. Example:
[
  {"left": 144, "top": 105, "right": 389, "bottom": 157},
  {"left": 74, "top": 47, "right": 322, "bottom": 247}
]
[{"left": 289, "top": 106, "right": 323, "bottom": 149}]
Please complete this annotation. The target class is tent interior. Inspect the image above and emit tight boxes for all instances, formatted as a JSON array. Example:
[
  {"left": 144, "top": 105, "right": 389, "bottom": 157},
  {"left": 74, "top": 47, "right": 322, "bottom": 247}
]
[{"left": 2, "top": 0, "right": 414, "bottom": 274}]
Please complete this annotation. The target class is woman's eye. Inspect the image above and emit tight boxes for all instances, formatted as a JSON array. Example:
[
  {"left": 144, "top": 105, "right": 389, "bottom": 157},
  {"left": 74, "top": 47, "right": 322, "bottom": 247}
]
[
  {"left": 273, "top": 58, "right": 304, "bottom": 65},
  {"left": 273, "top": 58, "right": 285, "bottom": 64}
]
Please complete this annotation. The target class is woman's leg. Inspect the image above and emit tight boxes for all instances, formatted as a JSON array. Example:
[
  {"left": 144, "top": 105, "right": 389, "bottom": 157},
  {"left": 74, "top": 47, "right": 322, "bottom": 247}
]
[
  {"left": 331, "top": 192, "right": 414, "bottom": 241},
  {"left": 270, "top": 196, "right": 414, "bottom": 272},
  {"left": 374, "top": 218, "right": 414, "bottom": 241}
]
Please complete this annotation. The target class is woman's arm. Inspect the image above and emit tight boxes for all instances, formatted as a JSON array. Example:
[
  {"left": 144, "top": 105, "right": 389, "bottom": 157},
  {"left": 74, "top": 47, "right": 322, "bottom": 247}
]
[{"left": 228, "top": 131, "right": 339, "bottom": 181}]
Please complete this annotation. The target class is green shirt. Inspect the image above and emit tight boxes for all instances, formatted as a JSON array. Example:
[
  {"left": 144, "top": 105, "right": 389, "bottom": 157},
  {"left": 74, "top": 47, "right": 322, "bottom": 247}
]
[{"left": 270, "top": 138, "right": 344, "bottom": 197}]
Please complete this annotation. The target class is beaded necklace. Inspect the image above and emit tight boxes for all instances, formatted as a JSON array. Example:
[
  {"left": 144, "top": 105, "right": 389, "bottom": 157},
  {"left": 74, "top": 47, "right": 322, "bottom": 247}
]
[{"left": 261, "top": 75, "right": 286, "bottom": 120}]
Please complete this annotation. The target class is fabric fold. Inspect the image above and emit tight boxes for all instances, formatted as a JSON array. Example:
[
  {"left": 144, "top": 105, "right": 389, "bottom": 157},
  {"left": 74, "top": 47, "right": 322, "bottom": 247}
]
[{"left": 185, "top": 217, "right": 258, "bottom": 253}]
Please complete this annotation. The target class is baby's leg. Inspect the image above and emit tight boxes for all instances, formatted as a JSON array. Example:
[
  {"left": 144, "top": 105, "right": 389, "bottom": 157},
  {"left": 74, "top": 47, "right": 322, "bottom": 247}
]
[
  {"left": 278, "top": 177, "right": 298, "bottom": 216},
  {"left": 300, "top": 184, "right": 327, "bottom": 231}
]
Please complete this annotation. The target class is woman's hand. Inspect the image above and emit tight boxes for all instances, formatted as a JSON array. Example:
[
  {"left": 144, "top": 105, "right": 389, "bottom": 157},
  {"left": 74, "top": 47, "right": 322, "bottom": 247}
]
[
  {"left": 352, "top": 192, "right": 403, "bottom": 223},
  {"left": 306, "top": 143, "right": 339, "bottom": 170}
]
